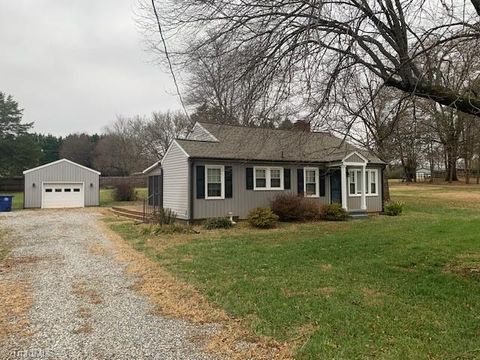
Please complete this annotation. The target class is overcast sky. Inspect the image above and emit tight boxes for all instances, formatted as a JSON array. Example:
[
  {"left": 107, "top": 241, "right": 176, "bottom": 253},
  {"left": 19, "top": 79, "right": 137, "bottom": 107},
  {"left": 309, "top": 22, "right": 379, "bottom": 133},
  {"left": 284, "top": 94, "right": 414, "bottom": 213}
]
[{"left": 0, "top": 1, "right": 180, "bottom": 136}]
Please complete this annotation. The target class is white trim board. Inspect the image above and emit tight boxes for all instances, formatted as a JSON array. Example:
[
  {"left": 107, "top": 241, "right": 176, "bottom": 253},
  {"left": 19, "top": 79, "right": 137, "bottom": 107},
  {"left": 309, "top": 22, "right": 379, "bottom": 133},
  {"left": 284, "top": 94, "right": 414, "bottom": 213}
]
[
  {"left": 23, "top": 159, "right": 101, "bottom": 175},
  {"left": 142, "top": 161, "right": 161, "bottom": 174}
]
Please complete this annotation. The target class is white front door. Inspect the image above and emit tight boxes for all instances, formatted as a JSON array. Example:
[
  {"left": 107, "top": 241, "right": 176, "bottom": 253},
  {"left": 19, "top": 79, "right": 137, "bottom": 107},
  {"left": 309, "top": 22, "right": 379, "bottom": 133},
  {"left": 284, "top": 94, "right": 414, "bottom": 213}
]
[{"left": 42, "top": 183, "right": 85, "bottom": 208}]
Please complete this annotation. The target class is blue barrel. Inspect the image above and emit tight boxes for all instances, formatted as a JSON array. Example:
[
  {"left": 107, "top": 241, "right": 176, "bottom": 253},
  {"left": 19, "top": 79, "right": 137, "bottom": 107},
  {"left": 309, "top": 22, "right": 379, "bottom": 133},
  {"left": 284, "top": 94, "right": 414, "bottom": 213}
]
[{"left": 0, "top": 195, "right": 14, "bottom": 212}]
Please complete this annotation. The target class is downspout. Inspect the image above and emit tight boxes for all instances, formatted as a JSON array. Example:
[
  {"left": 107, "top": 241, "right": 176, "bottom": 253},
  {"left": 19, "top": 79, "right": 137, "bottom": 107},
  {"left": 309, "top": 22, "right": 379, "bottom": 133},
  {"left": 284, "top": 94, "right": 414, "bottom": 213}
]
[
  {"left": 188, "top": 158, "right": 194, "bottom": 224},
  {"left": 381, "top": 164, "right": 386, "bottom": 213}
]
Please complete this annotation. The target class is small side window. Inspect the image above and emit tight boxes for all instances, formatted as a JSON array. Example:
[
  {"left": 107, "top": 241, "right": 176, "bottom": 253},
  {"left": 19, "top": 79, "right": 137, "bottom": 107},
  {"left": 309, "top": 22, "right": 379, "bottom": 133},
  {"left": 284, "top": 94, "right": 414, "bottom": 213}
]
[
  {"left": 64, "top": 188, "right": 71, "bottom": 192},
  {"left": 45, "top": 189, "right": 53, "bottom": 193},
  {"left": 73, "top": 188, "right": 81, "bottom": 192},
  {"left": 55, "top": 189, "right": 62, "bottom": 192}
]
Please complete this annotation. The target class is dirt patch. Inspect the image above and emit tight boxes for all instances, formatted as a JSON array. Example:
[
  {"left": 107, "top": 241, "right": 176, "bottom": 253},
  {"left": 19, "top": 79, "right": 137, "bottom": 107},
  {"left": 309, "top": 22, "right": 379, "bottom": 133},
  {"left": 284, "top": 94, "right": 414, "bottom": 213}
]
[
  {"left": 319, "top": 263, "right": 332, "bottom": 271},
  {"left": 444, "top": 253, "right": 480, "bottom": 278},
  {"left": 362, "top": 287, "right": 385, "bottom": 306},
  {"left": 99, "top": 219, "right": 293, "bottom": 359},
  {"left": 72, "top": 280, "right": 103, "bottom": 305},
  {"left": 317, "top": 287, "right": 335, "bottom": 297},
  {"left": 88, "top": 243, "right": 108, "bottom": 256},
  {"left": 72, "top": 322, "right": 93, "bottom": 335},
  {"left": 0, "top": 279, "right": 33, "bottom": 340},
  {"left": 0, "top": 255, "right": 45, "bottom": 273}
]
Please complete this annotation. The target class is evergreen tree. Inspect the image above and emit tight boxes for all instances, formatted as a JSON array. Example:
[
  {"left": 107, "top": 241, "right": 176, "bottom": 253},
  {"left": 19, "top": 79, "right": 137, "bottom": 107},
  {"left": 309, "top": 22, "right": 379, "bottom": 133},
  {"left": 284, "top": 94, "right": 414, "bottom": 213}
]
[{"left": 0, "top": 92, "right": 33, "bottom": 137}]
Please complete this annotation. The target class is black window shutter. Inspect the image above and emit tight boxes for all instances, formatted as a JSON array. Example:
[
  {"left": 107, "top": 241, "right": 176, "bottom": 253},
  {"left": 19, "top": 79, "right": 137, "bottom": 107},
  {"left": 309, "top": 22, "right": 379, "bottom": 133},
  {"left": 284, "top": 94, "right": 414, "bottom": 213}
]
[
  {"left": 284, "top": 169, "right": 291, "bottom": 189},
  {"left": 196, "top": 166, "right": 205, "bottom": 199},
  {"left": 246, "top": 167, "right": 254, "bottom": 190},
  {"left": 297, "top": 168, "right": 304, "bottom": 196},
  {"left": 320, "top": 173, "right": 326, "bottom": 197},
  {"left": 225, "top": 166, "right": 233, "bottom": 198}
]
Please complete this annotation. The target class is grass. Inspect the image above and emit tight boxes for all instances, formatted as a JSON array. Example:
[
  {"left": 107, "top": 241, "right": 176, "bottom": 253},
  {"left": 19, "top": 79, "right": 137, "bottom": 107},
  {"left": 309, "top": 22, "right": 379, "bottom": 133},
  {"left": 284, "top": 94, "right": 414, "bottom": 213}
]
[
  {"left": 7, "top": 188, "right": 147, "bottom": 209},
  {"left": 108, "top": 182, "right": 480, "bottom": 359},
  {"left": 99, "top": 187, "right": 147, "bottom": 207}
]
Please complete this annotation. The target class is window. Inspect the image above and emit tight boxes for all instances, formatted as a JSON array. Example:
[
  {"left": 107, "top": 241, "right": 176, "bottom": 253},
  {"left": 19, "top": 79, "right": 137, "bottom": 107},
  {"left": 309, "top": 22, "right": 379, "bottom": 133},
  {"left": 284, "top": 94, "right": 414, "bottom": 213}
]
[
  {"left": 348, "top": 169, "right": 362, "bottom": 196},
  {"left": 205, "top": 165, "right": 224, "bottom": 199},
  {"left": 255, "top": 168, "right": 267, "bottom": 188},
  {"left": 55, "top": 188, "right": 62, "bottom": 192},
  {"left": 270, "top": 169, "right": 281, "bottom": 188},
  {"left": 348, "top": 168, "right": 378, "bottom": 196},
  {"left": 365, "top": 169, "right": 378, "bottom": 196},
  {"left": 64, "top": 188, "right": 71, "bottom": 192},
  {"left": 304, "top": 167, "right": 319, "bottom": 197},
  {"left": 73, "top": 188, "right": 81, "bottom": 192},
  {"left": 254, "top": 167, "right": 283, "bottom": 190},
  {"left": 45, "top": 189, "right": 52, "bottom": 193}
]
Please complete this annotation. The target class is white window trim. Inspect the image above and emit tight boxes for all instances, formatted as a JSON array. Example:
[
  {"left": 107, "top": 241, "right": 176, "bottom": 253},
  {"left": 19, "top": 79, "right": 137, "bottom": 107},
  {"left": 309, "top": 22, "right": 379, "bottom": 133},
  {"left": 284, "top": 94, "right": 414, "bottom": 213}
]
[
  {"left": 205, "top": 165, "right": 225, "bottom": 200},
  {"left": 348, "top": 168, "right": 379, "bottom": 197},
  {"left": 348, "top": 169, "right": 362, "bottom": 197},
  {"left": 304, "top": 167, "right": 319, "bottom": 198},
  {"left": 366, "top": 169, "right": 379, "bottom": 196},
  {"left": 253, "top": 166, "right": 284, "bottom": 190}
]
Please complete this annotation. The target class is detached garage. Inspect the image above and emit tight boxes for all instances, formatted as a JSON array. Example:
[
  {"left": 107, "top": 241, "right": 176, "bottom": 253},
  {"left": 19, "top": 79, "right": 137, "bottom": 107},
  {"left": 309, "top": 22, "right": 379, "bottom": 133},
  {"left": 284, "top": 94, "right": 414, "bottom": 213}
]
[{"left": 23, "top": 159, "right": 100, "bottom": 209}]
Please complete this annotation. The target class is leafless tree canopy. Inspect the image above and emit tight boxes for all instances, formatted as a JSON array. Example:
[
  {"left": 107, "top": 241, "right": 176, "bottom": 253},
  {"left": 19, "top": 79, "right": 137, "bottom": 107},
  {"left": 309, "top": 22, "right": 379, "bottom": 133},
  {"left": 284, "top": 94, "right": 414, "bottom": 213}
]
[{"left": 139, "top": 0, "right": 480, "bottom": 118}]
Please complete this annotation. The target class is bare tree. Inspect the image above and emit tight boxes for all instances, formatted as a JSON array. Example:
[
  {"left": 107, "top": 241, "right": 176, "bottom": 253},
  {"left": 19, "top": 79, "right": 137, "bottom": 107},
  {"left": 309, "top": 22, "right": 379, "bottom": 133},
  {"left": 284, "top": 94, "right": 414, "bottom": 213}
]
[{"left": 139, "top": 0, "right": 480, "bottom": 119}]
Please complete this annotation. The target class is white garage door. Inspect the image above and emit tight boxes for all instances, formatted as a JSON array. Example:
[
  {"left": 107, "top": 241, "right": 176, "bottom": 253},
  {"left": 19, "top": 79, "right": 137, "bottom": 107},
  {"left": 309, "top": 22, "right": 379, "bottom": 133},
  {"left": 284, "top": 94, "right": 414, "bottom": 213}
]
[{"left": 42, "top": 183, "right": 85, "bottom": 208}]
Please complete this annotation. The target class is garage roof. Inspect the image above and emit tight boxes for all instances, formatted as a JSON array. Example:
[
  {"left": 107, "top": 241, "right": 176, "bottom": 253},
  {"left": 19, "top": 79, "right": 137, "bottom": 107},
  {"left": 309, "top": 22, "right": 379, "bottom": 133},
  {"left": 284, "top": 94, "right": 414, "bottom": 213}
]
[{"left": 23, "top": 159, "right": 101, "bottom": 175}]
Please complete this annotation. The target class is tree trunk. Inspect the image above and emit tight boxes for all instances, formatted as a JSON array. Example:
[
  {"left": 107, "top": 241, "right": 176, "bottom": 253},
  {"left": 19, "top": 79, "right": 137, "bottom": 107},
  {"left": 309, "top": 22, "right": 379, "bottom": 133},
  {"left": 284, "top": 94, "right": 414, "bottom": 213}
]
[{"left": 382, "top": 168, "right": 390, "bottom": 202}]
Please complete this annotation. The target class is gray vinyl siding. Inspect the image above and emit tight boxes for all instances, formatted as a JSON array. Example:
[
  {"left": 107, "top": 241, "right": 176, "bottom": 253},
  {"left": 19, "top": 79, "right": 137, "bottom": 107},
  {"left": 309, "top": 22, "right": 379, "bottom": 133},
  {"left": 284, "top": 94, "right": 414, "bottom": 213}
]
[
  {"left": 193, "top": 161, "right": 329, "bottom": 219},
  {"left": 346, "top": 166, "right": 383, "bottom": 212},
  {"left": 162, "top": 142, "right": 189, "bottom": 219},
  {"left": 24, "top": 162, "right": 99, "bottom": 208}
]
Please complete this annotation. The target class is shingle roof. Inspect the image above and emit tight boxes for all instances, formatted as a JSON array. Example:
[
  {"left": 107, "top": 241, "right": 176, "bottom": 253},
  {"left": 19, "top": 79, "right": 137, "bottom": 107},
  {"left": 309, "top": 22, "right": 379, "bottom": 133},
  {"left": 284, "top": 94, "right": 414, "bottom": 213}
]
[{"left": 176, "top": 122, "right": 384, "bottom": 164}]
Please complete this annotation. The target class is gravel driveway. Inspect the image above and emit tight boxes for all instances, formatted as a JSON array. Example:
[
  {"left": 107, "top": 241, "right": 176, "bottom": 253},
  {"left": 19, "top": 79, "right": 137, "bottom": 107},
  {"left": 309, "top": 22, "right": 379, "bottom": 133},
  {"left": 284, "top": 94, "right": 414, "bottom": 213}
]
[{"left": 0, "top": 210, "right": 216, "bottom": 360}]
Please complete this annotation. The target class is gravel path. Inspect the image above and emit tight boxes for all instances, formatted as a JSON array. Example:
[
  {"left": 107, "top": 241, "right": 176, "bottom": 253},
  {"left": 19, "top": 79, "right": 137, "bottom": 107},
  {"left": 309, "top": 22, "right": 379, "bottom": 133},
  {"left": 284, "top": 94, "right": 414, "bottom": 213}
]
[{"left": 0, "top": 210, "right": 217, "bottom": 360}]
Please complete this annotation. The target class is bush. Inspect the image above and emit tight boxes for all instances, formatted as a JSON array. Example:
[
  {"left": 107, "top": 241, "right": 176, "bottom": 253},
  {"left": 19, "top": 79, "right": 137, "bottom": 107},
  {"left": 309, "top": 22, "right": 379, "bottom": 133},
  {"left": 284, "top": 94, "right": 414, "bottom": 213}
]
[
  {"left": 152, "top": 224, "right": 195, "bottom": 235},
  {"left": 271, "top": 194, "right": 321, "bottom": 221},
  {"left": 319, "top": 203, "right": 348, "bottom": 221},
  {"left": 247, "top": 207, "right": 279, "bottom": 228},
  {"left": 151, "top": 208, "right": 177, "bottom": 225},
  {"left": 113, "top": 183, "right": 136, "bottom": 201},
  {"left": 384, "top": 201, "right": 404, "bottom": 216},
  {"left": 203, "top": 217, "right": 233, "bottom": 230}
]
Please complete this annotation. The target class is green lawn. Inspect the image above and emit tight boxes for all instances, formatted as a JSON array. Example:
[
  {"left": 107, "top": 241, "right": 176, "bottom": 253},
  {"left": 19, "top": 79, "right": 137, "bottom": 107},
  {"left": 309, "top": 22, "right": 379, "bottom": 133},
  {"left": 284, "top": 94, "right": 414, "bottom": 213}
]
[
  {"left": 108, "top": 183, "right": 480, "bottom": 359},
  {"left": 7, "top": 188, "right": 147, "bottom": 209},
  {"left": 99, "top": 187, "right": 147, "bottom": 207}
]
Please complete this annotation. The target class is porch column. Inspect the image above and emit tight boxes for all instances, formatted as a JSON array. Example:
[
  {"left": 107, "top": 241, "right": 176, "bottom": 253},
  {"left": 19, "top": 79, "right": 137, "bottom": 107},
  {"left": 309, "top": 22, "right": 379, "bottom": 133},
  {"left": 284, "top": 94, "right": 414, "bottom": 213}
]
[
  {"left": 361, "top": 165, "right": 367, "bottom": 210},
  {"left": 340, "top": 164, "right": 348, "bottom": 210}
]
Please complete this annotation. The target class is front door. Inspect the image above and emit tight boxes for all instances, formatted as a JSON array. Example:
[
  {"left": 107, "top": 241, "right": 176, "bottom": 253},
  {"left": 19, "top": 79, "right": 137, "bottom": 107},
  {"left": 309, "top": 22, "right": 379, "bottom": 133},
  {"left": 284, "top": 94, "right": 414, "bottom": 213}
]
[{"left": 330, "top": 170, "right": 342, "bottom": 204}]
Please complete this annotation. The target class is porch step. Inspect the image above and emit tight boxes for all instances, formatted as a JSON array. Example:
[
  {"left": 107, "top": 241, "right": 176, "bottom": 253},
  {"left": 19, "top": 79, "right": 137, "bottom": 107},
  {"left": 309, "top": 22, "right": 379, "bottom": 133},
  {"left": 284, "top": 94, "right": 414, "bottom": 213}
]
[
  {"left": 110, "top": 207, "right": 145, "bottom": 221},
  {"left": 349, "top": 211, "right": 369, "bottom": 220}
]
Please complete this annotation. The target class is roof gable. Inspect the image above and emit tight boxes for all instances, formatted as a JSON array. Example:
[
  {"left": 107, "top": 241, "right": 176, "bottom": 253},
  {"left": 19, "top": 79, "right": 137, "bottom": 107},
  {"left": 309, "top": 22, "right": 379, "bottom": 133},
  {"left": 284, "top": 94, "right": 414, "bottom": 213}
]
[{"left": 23, "top": 159, "right": 101, "bottom": 175}]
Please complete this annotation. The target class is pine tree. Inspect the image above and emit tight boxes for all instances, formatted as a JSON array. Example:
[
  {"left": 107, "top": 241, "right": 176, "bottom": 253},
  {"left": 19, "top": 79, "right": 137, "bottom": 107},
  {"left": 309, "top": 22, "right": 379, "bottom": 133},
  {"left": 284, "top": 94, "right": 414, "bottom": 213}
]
[{"left": 0, "top": 92, "right": 33, "bottom": 138}]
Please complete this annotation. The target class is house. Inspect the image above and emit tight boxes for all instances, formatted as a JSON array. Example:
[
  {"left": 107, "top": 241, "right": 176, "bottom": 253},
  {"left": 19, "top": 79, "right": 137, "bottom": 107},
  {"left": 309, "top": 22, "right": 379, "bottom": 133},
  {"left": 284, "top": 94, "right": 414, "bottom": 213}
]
[
  {"left": 416, "top": 168, "right": 431, "bottom": 182},
  {"left": 23, "top": 159, "right": 100, "bottom": 209},
  {"left": 144, "top": 122, "right": 385, "bottom": 221}
]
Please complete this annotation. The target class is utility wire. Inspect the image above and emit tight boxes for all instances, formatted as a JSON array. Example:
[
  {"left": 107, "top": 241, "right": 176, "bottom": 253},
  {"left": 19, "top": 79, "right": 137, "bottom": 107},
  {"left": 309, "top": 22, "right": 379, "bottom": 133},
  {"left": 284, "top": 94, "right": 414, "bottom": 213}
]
[{"left": 150, "top": 0, "right": 190, "bottom": 119}]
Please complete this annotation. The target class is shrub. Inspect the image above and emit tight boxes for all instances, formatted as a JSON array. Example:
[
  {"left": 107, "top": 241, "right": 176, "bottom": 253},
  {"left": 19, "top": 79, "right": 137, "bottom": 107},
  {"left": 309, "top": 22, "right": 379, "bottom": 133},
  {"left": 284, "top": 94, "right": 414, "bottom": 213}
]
[
  {"left": 384, "top": 201, "right": 404, "bottom": 216},
  {"left": 152, "top": 224, "right": 195, "bottom": 235},
  {"left": 151, "top": 208, "right": 177, "bottom": 225},
  {"left": 203, "top": 217, "right": 233, "bottom": 230},
  {"left": 113, "top": 183, "right": 136, "bottom": 202},
  {"left": 271, "top": 194, "right": 321, "bottom": 221},
  {"left": 247, "top": 207, "right": 279, "bottom": 228},
  {"left": 319, "top": 203, "right": 348, "bottom": 221}
]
